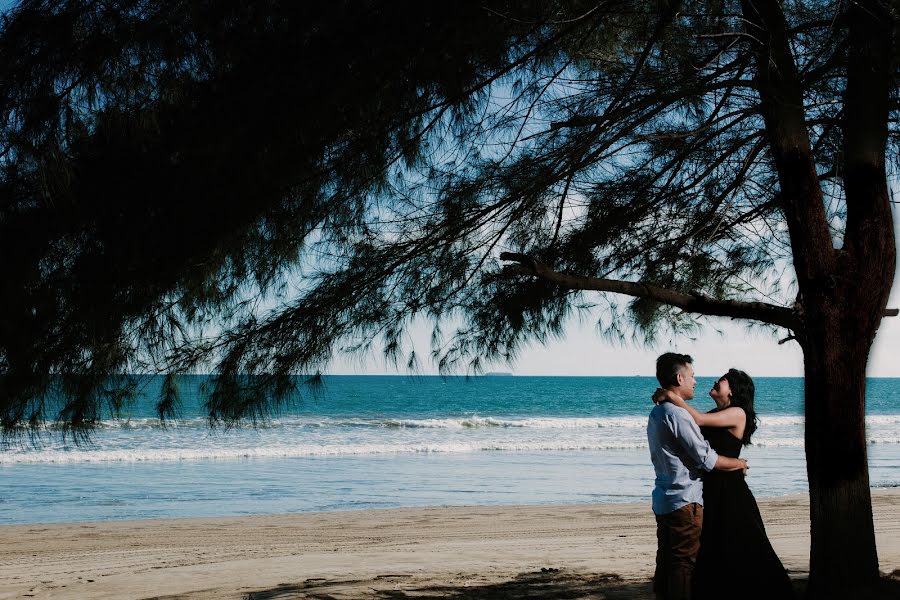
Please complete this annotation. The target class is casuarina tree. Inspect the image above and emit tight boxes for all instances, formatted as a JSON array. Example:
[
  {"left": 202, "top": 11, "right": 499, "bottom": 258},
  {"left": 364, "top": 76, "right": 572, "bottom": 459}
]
[{"left": 1, "top": 1, "right": 897, "bottom": 596}]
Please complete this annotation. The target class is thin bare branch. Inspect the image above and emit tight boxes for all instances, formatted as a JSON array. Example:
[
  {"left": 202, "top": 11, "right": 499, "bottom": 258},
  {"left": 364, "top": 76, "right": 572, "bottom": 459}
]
[{"left": 499, "top": 252, "right": 799, "bottom": 329}]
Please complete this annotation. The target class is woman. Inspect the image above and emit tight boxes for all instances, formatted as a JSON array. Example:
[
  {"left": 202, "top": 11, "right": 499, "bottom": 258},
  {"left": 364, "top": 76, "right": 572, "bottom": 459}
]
[{"left": 655, "top": 369, "right": 795, "bottom": 599}]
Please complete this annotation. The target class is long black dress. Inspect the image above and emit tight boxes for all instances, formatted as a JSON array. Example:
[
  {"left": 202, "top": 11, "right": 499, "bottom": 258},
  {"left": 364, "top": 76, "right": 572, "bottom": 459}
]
[{"left": 693, "top": 425, "right": 795, "bottom": 600}]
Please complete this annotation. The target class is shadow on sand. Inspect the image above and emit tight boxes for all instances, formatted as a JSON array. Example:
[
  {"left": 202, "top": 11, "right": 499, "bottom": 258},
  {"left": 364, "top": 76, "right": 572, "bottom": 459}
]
[
  {"left": 244, "top": 568, "right": 900, "bottom": 600},
  {"left": 246, "top": 570, "right": 646, "bottom": 599}
]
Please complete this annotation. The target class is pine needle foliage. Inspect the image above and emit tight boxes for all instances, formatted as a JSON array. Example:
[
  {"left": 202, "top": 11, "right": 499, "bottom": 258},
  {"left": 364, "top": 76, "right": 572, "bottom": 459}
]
[{"left": 0, "top": 0, "right": 895, "bottom": 433}]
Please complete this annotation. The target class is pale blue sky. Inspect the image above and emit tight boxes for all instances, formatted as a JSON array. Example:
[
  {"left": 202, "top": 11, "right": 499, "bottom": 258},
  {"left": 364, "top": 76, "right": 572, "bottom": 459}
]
[{"left": 327, "top": 296, "right": 900, "bottom": 377}]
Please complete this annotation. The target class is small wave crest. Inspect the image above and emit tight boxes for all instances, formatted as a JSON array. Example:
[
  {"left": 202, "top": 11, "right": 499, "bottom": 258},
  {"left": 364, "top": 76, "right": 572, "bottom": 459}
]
[
  {"left": 379, "top": 416, "right": 650, "bottom": 429},
  {"left": 45, "top": 415, "right": 655, "bottom": 431},
  {"left": 1, "top": 441, "right": 652, "bottom": 463},
  {"left": 5, "top": 434, "right": 900, "bottom": 464},
  {"left": 27, "top": 413, "right": 900, "bottom": 431},
  {"left": 760, "top": 415, "right": 900, "bottom": 426}
]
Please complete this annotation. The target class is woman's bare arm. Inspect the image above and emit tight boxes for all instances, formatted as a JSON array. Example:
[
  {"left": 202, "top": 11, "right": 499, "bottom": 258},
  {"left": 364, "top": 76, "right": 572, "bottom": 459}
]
[{"left": 654, "top": 389, "right": 745, "bottom": 429}]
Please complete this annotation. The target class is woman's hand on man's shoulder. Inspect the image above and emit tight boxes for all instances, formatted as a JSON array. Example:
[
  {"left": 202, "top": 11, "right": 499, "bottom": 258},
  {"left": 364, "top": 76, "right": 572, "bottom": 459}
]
[{"left": 652, "top": 388, "right": 683, "bottom": 405}]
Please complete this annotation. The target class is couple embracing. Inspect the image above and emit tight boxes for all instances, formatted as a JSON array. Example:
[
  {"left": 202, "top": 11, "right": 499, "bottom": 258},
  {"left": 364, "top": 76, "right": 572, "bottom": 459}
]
[{"left": 648, "top": 352, "right": 794, "bottom": 600}]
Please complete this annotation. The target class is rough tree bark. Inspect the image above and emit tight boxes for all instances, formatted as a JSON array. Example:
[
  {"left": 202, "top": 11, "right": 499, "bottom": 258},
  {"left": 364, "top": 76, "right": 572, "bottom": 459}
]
[{"left": 808, "top": 2, "right": 895, "bottom": 595}]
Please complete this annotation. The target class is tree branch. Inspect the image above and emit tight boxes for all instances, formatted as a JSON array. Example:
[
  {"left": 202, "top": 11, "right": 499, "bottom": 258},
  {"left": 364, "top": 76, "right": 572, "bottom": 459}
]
[
  {"left": 842, "top": 0, "right": 894, "bottom": 246},
  {"left": 499, "top": 252, "right": 800, "bottom": 329},
  {"left": 740, "top": 0, "right": 835, "bottom": 282},
  {"left": 547, "top": 80, "right": 757, "bottom": 133}
]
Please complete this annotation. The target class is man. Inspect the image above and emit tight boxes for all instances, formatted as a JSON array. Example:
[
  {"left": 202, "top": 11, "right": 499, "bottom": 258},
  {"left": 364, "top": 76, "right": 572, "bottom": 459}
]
[{"left": 648, "top": 352, "right": 747, "bottom": 600}]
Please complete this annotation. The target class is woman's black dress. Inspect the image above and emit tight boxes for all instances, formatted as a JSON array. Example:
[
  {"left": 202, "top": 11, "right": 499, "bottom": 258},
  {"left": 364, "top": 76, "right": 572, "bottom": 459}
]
[{"left": 693, "top": 425, "right": 795, "bottom": 599}]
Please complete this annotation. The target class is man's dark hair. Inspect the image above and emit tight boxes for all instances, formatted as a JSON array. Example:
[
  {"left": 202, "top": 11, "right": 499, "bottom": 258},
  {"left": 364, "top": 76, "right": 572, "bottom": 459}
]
[{"left": 656, "top": 353, "right": 693, "bottom": 387}]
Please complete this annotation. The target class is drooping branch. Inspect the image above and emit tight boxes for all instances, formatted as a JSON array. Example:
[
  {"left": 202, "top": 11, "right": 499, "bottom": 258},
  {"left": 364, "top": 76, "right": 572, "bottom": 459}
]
[
  {"left": 499, "top": 252, "right": 800, "bottom": 329},
  {"left": 500, "top": 252, "right": 899, "bottom": 327}
]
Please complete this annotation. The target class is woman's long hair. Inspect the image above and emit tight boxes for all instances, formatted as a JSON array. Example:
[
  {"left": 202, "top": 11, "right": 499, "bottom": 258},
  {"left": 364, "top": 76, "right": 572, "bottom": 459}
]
[{"left": 723, "top": 368, "right": 758, "bottom": 445}]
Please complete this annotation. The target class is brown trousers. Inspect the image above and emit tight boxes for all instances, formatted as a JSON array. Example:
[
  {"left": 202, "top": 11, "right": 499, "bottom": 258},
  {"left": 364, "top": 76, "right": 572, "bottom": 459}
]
[{"left": 653, "top": 503, "right": 703, "bottom": 600}]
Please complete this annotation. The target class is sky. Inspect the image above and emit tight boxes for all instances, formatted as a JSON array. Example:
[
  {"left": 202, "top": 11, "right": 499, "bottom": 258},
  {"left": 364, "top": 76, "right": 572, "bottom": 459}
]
[
  {"left": 2, "top": 0, "right": 897, "bottom": 378},
  {"left": 327, "top": 295, "right": 900, "bottom": 377}
]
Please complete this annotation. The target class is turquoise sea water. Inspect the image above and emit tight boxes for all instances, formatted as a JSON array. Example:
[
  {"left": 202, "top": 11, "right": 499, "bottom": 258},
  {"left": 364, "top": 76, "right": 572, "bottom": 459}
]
[{"left": 1, "top": 376, "right": 898, "bottom": 524}]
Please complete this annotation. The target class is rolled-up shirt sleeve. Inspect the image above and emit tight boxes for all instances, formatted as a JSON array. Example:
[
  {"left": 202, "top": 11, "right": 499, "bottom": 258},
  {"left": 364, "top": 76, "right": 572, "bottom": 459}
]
[{"left": 667, "top": 409, "right": 719, "bottom": 472}]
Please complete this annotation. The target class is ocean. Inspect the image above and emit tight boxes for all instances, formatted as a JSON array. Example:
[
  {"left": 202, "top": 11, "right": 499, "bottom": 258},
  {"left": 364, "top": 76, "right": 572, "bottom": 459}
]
[{"left": 1, "top": 376, "right": 898, "bottom": 525}]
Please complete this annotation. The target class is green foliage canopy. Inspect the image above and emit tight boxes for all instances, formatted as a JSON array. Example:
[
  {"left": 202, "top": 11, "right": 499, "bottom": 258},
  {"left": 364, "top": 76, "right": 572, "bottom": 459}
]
[{"left": 0, "top": 0, "right": 896, "bottom": 431}]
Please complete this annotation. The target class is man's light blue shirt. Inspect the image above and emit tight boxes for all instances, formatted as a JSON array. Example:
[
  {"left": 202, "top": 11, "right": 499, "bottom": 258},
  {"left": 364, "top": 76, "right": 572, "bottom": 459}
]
[{"left": 647, "top": 402, "right": 719, "bottom": 515}]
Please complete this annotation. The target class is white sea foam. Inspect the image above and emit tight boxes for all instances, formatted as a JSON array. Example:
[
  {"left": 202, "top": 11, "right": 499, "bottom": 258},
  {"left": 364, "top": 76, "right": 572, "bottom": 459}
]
[
  {"left": 750, "top": 438, "right": 807, "bottom": 447},
  {"left": 1, "top": 441, "right": 652, "bottom": 463},
  {"left": 759, "top": 415, "right": 900, "bottom": 426},
  {"left": 6, "top": 410, "right": 898, "bottom": 465},
  {"left": 31, "top": 413, "right": 899, "bottom": 431},
  {"left": 757, "top": 416, "right": 804, "bottom": 426},
  {"left": 4, "top": 432, "right": 900, "bottom": 464},
  {"left": 377, "top": 416, "right": 650, "bottom": 429},
  {"left": 54, "top": 415, "right": 678, "bottom": 430}
]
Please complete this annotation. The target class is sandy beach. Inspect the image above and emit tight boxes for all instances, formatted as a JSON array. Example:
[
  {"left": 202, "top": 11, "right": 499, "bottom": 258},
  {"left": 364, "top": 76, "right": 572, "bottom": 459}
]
[{"left": 2, "top": 489, "right": 899, "bottom": 600}]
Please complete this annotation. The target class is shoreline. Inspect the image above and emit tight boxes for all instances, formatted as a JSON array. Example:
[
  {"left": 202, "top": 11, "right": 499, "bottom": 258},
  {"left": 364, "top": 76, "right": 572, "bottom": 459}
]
[
  {"left": 2, "top": 489, "right": 899, "bottom": 600},
  {"left": 4, "top": 484, "right": 898, "bottom": 528}
]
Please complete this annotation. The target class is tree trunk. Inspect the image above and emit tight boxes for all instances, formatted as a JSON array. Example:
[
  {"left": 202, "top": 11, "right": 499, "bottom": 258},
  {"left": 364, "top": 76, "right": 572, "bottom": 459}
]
[
  {"left": 798, "top": 155, "right": 893, "bottom": 596},
  {"left": 801, "top": 307, "right": 880, "bottom": 597},
  {"left": 740, "top": 1, "right": 896, "bottom": 594}
]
